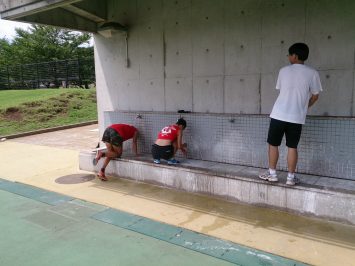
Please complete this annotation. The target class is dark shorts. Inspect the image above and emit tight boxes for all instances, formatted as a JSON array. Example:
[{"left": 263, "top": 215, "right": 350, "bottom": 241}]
[
  {"left": 151, "top": 144, "right": 174, "bottom": 160},
  {"left": 102, "top": 127, "right": 123, "bottom": 147},
  {"left": 267, "top": 118, "right": 302, "bottom": 148}
]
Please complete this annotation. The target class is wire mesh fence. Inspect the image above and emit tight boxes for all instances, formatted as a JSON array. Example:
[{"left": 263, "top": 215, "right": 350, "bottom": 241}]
[{"left": 0, "top": 57, "right": 95, "bottom": 89}]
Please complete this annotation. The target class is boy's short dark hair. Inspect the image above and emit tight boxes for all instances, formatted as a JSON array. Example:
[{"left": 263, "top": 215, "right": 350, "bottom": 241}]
[
  {"left": 288, "top": 43, "right": 309, "bottom": 61},
  {"left": 176, "top": 118, "right": 187, "bottom": 129}
]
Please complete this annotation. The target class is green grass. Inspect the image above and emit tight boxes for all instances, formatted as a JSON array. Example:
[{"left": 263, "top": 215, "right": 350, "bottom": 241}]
[
  {"left": 0, "top": 89, "right": 83, "bottom": 109},
  {"left": 0, "top": 88, "right": 97, "bottom": 136}
]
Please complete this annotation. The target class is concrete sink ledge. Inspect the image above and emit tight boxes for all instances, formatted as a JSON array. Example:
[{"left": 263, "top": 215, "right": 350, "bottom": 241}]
[{"left": 79, "top": 152, "right": 355, "bottom": 225}]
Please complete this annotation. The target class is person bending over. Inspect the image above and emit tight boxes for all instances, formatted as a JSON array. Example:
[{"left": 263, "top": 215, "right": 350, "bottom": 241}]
[
  {"left": 94, "top": 124, "right": 138, "bottom": 181},
  {"left": 152, "top": 118, "right": 187, "bottom": 165}
]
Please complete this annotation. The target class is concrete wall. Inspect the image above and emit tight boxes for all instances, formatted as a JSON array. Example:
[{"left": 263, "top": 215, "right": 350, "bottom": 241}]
[
  {"left": 94, "top": 0, "right": 355, "bottom": 132},
  {"left": 93, "top": 0, "right": 355, "bottom": 180}
]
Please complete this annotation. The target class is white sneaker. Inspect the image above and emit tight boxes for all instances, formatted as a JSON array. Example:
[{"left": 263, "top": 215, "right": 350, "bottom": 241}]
[
  {"left": 153, "top": 159, "right": 161, "bottom": 164},
  {"left": 259, "top": 170, "right": 278, "bottom": 182},
  {"left": 286, "top": 176, "right": 300, "bottom": 186}
]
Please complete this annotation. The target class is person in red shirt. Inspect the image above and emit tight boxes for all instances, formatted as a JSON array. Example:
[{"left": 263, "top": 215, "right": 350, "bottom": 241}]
[
  {"left": 152, "top": 118, "right": 187, "bottom": 165},
  {"left": 93, "top": 124, "right": 138, "bottom": 181}
]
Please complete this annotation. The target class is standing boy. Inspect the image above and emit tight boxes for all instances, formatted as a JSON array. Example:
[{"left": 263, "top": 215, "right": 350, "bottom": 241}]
[
  {"left": 259, "top": 43, "right": 322, "bottom": 185},
  {"left": 93, "top": 124, "right": 138, "bottom": 181}
]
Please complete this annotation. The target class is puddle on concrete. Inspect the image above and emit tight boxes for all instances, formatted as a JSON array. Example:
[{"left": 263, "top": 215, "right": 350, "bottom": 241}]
[
  {"left": 99, "top": 177, "right": 355, "bottom": 249},
  {"left": 200, "top": 217, "right": 232, "bottom": 234},
  {"left": 55, "top": 174, "right": 95, "bottom": 184}
]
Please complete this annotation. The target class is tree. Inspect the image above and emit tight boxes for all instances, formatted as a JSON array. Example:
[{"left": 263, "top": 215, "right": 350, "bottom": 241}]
[
  {"left": 0, "top": 38, "right": 13, "bottom": 65},
  {"left": 0, "top": 25, "right": 93, "bottom": 66},
  {"left": 0, "top": 25, "right": 94, "bottom": 89}
]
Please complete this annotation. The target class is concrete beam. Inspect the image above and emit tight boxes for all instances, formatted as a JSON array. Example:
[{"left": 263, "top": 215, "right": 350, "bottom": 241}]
[
  {"left": 62, "top": 4, "right": 105, "bottom": 23},
  {"left": 0, "top": 0, "right": 83, "bottom": 20},
  {"left": 0, "top": 0, "right": 37, "bottom": 12},
  {"left": 20, "top": 7, "right": 97, "bottom": 33}
]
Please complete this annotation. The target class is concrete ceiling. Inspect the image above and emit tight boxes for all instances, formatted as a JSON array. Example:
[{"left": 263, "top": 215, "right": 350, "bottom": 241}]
[{"left": 0, "top": 0, "right": 108, "bottom": 33}]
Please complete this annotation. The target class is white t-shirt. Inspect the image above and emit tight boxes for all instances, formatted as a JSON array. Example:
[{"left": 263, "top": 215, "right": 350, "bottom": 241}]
[{"left": 270, "top": 64, "right": 322, "bottom": 124}]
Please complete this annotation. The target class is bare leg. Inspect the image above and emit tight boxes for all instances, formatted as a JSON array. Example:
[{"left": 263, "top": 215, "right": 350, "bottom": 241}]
[
  {"left": 98, "top": 143, "right": 122, "bottom": 180},
  {"left": 172, "top": 140, "right": 178, "bottom": 157},
  {"left": 268, "top": 144, "right": 279, "bottom": 169},
  {"left": 287, "top": 148, "right": 298, "bottom": 173}
]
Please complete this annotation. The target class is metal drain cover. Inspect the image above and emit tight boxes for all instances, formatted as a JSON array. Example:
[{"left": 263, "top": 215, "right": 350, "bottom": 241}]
[{"left": 55, "top": 174, "right": 95, "bottom": 184}]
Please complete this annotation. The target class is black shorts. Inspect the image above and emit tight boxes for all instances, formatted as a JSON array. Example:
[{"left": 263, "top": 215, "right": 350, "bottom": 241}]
[
  {"left": 267, "top": 118, "right": 302, "bottom": 148},
  {"left": 102, "top": 127, "right": 123, "bottom": 147},
  {"left": 151, "top": 144, "right": 174, "bottom": 160}
]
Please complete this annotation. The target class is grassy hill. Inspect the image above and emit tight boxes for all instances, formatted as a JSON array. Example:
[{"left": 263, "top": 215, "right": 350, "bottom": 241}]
[{"left": 0, "top": 88, "right": 97, "bottom": 136}]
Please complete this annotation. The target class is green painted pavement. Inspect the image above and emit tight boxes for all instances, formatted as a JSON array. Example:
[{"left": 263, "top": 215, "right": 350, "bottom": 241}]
[
  {"left": 0, "top": 190, "right": 234, "bottom": 266},
  {"left": 0, "top": 179, "right": 307, "bottom": 266},
  {"left": 93, "top": 209, "right": 308, "bottom": 266},
  {"left": 0, "top": 178, "right": 72, "bottom": 205}
]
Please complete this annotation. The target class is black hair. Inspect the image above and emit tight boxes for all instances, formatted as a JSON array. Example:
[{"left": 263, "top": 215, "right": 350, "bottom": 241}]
[
  {"left": 176, "top": 117, "right": 187, "bottom": 129},
  {"left": 288, "top": 43, "right": 309, "bottom": 61}
]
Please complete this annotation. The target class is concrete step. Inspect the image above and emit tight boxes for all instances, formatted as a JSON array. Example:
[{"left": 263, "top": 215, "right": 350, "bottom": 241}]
[{"left": 79, "top": 152, "right": 355, "bottom": 225}]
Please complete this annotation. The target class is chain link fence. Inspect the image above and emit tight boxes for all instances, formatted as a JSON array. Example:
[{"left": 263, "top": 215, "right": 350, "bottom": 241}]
[{"left": 0, "top": 57, "right": 95, "bottom": 89}]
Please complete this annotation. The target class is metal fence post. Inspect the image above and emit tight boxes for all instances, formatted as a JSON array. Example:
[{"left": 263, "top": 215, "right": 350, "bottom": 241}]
[
  {"left": 7, "top": 65, "right": 10, "bottom": 90},
  {"left": 54, "top": 62, "right": 58, "bottom": 88},
  {"left": 20, "top": 65, "right": 24, "bottom": 89},
  {"left": 77, "top": 57, "right": 82, "bottom": 87},
  {"left": 36, "top": 63, "right": 40, "bottom": 89},
  {"left": 66, "top": 59, "right": 69, "bottom": 88}
]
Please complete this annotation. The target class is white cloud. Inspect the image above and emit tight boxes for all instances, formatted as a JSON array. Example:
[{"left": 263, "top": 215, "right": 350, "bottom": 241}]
[{"left": 0, "top": 18, "right": 30, "bottom": 40}]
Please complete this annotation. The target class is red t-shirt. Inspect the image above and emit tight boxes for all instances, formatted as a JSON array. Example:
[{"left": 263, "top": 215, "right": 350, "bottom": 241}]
[
  {"left": 157, "top": 124, "right": 180, "bottom": 141},
  {"left": 109, "top": 124, "right": 137, "bottom": 141}
]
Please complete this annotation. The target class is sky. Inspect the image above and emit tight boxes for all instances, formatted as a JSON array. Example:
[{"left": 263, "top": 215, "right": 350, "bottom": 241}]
[
  {"left": 0, "top": 17, "right": 93, "bottom": 46},
  {"left": 0, "top": 17, "right": 30, "bottom": 40}
]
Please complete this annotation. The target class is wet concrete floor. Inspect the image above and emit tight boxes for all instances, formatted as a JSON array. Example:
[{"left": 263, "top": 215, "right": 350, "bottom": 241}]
[{"left": 1, "top": 124, "right": 355, "bottom": 266}]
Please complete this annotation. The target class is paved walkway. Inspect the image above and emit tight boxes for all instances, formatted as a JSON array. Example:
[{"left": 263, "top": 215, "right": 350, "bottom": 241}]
[{"left": 1, "top": 124, "right": 355, "bottom": 266}]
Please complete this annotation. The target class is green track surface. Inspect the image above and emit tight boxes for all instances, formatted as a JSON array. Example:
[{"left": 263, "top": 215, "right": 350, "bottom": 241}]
[{"left": 0, "top": 179, "right": 306, "bottom": 266}]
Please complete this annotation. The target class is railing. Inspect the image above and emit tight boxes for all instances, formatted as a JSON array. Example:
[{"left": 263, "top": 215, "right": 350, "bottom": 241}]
[{"left": 0, "top": 57, "right": 95, "bottom": 89}]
